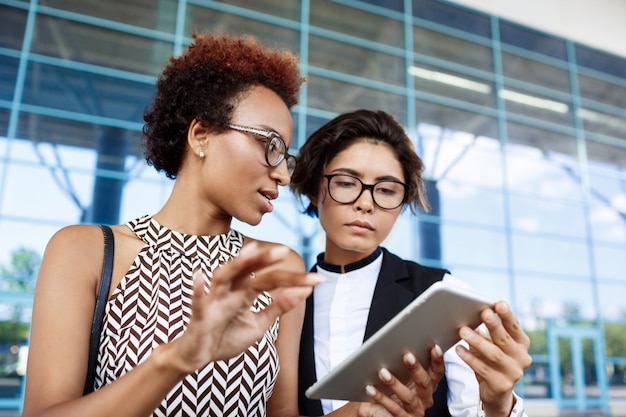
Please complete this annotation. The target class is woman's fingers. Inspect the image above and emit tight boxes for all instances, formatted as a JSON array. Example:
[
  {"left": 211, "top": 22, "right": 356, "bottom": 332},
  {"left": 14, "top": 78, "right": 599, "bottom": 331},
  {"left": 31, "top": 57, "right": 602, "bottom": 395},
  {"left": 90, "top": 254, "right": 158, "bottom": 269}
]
[
  {"left": 425, "top": 345, "right": 444, "bottom": 391},
  {"left": 363, "top": 352, "right": 445, "bottom": 417},
  {"left": 209, "top": 244, "right": 322, "bottom": 298}
]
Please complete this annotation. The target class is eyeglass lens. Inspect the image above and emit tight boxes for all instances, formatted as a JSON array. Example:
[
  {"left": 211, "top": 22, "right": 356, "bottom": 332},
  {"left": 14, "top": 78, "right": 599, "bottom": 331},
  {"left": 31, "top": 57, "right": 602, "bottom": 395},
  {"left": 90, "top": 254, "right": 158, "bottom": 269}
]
[
  {"left": 327, "top": 174, "right": 405, "bottom": 209},
  {"left": 229, "top": 124, "right": 295, "bottom": 175}
]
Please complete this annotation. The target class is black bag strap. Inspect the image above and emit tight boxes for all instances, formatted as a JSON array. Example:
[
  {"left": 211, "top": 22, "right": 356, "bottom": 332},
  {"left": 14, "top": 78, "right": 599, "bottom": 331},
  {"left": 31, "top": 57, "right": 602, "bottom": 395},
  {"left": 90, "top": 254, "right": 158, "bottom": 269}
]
[{"left": 83, "top": 225, "right": 114, "bottom": 395}]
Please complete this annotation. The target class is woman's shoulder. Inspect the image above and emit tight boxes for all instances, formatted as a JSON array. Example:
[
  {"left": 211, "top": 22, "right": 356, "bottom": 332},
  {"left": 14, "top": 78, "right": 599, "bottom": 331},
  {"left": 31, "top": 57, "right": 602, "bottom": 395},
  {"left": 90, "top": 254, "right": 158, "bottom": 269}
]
[{"left": 46, "top": 224, "right": 107, "bottom": 252}]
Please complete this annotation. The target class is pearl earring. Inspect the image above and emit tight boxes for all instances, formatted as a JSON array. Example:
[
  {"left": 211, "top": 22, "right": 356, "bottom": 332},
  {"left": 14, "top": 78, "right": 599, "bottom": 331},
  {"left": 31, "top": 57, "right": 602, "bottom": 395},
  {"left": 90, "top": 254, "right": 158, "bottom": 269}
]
[{"left": 199, "top": 150, "right": 205, "bottom": 160}]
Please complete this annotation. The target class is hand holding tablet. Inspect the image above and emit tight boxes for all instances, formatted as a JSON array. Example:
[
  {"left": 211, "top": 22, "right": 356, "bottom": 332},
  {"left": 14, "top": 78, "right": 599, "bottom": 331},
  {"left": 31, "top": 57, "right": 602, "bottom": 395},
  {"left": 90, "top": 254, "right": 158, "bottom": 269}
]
[{"left": 305, "top": 281, "right": 494, "bottom": 402}]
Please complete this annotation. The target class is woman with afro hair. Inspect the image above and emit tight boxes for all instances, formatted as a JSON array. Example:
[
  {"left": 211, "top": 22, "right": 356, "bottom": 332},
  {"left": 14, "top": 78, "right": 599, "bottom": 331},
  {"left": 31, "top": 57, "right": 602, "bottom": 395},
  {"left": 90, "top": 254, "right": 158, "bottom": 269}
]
[{"left": 23, "top": 33, "right": 327, "bottom": 417}]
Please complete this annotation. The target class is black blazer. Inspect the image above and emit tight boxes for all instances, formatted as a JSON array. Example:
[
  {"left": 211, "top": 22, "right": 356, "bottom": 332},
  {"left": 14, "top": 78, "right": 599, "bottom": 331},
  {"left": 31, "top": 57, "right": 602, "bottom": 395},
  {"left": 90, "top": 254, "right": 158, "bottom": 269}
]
[{"left": 298, "top": 247, "right": 452, "bottom": 417}]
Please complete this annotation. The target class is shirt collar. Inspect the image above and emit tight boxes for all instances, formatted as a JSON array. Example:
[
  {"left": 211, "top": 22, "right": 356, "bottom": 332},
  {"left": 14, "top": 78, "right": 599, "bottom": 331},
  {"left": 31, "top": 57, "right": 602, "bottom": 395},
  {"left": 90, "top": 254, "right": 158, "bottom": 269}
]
[{"left": 316, "top": 247, "right": 383, "bottom": 274}]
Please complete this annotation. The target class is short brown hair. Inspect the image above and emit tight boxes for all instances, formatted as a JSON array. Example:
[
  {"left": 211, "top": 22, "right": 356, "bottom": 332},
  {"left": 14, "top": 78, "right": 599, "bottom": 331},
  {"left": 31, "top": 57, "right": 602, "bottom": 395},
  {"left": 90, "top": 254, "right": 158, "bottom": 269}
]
[{"left": 142, "top": 33, "right": 305, "bottom": 178}]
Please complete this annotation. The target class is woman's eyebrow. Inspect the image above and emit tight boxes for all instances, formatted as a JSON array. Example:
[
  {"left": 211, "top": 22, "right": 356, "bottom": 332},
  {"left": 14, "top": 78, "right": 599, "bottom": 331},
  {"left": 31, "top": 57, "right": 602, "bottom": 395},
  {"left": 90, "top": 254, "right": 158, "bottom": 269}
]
[{"left": 327, "top": 168, "right": 403, "bottom": 182}]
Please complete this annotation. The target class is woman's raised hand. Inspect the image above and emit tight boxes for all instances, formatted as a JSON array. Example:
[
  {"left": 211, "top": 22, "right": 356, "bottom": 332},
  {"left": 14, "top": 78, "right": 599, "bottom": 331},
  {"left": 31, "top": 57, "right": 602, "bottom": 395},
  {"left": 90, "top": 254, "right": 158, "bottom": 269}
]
[
  {"left": 455, "top": 301, "right": 532, "bottom": 416},
  {"left": 170, "top": 242, "right": 323, "bottom": 373}
]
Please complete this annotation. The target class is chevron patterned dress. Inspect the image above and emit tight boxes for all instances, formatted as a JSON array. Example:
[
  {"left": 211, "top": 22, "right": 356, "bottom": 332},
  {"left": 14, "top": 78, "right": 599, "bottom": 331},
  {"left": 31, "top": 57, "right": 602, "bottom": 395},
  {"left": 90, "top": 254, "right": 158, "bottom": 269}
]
[{"left": 94, "top": 215, "right": 280, "bottom": 416}]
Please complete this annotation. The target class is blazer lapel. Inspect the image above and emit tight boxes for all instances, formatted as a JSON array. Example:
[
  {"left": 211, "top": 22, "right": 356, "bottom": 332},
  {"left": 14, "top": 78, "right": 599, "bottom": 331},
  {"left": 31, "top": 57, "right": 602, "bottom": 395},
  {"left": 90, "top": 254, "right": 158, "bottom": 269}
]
[{"left": 364, "top": 248, "right": 417, "bottom": 341}]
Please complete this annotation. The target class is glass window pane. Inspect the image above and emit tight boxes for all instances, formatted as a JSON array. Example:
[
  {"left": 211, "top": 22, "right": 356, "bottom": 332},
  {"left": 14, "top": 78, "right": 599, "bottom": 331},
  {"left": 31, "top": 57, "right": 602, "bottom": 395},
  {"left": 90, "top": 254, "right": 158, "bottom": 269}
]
[
  {"left": 308, "top": 75, "right": 407, "bottom": 125},
  {"left": 506, "top": 123, "right": 581, "bottom": 202},
  {"left": 502, "top": 52, "right": 570, "bottom": 94},
  {"left": 14, "top": 114, "right": 143, "bottom": 161},
  {"left": 215, "top": 0, "right": 300, "bottom": 21},
  {"left": 580, "top": 108, "right": 626, "bottom": 140},
  {"left": 0, "top": 56, "right": 17, "bottom": 102},
  {"left": 512, "top": 234, "right": 589, "bottom": 278},
  {"left": 415, "top": 101, "right": 498, "bottom": 140},
  {"left": 439, "top": 184, "right": 505, "bottom": 227},
  {"left": 444, "top": 267, "right": 512, "bottom": 303},
  {"left": 0, "top": 110, "right": 8, "bottom": 138},
  {"left": 598, "top": 285, "right": 626, "bottom": 321},
  {"left": 3, "top": 161, "right": 88, "bottom": 222},
  {"left": 119, "top": 165, "right": 172, "bottom": 222},
  {"left": 503, "top": 87, "right": 573, "bottom": 129},
  {"left": 576, "top": 44, "right": 626, "bottom": 80},
  {"left": 39, "top": 0, "right": 177, "bottom": 32},
  {"left": 0, "top": 5, "right": 27, "bottom": 49},
  {"left": 21, "top": 62, "right": 153, "bottom": 123},
  {"left": 413, "top": 26, "right": 493, "bottom": 73},
  {"left": 358, "top": 0, "right": 404, "bottom": 13},
  {"left": 509, "top": 195, "right": 586, "bottom": 238},
  {"left": 417, "top": 123, "right": 503, "bottom": 189},
  {"left": 31, "top": 15, "right": 173, "bottom": 75},
  {"left": 499, "top": 20, "right": 567, "bottom": 60},
  {"left": 311, "top": 0, "right": 404, "bottom": 48},
  {"left": 309, "top": 36, "right": 405, "bottom": 86},
  {"left": 586, "top": 140, "right": 626, "bottom": 244},
  {"left": 578, "top": 73, "right": 626, "bottom": 110},
  {"left": 409, "top": 63, "right": 495, "bottom": 108},
  {"left": 515, "top": 275, "right": 596, "bottom": 319},
  {"left": 186, "top": 6, "right": 299, "bottom": 52},
  {"left": 412, "top": 0, "right": 491, "bottom": 38},
  {"left": 594, "top": 243, "right": 626, "bottom": 282},
  {"left": 442, "top": 224, "right": 509, "bottom": 269}
]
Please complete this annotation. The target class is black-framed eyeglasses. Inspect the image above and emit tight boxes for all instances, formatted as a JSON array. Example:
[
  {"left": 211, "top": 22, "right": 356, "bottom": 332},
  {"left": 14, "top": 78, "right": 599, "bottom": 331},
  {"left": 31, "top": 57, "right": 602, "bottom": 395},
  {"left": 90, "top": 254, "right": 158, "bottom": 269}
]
[
  {"left": 324, "top": 174, "right": 407, "bottom": 210},
  {"left": 228, "top": 124, "right": 296, "bottom": 176}
]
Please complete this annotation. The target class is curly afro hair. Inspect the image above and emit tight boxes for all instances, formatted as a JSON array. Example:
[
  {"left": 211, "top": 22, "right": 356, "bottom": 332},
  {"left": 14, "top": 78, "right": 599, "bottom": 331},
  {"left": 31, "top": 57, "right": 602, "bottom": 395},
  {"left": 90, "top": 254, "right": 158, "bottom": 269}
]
[
  {"left": 142, "top": 33, "right": 305, "bottom": 178},
  {"left": 289, "top": 109, "right": 430, "bottom": 216}
]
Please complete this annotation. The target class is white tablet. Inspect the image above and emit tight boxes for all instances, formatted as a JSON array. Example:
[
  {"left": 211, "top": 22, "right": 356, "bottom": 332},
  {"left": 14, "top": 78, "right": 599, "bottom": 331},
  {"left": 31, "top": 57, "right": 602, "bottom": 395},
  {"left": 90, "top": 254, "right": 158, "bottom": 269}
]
[{"left": 305, "top": 280, "right": 494, "bottom": 402}]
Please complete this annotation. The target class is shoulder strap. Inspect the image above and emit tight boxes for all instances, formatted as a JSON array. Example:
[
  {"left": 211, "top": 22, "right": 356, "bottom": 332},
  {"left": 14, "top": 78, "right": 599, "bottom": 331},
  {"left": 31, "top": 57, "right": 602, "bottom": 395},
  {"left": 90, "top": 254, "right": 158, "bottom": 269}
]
[{"left": 83, "top": 225, "right": 114, "bottom": 395}]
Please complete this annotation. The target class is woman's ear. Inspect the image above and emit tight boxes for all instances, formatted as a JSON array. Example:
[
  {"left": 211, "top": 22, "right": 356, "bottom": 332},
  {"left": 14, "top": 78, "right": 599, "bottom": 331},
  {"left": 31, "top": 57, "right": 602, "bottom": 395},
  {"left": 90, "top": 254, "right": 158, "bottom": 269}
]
[
  {"left": 308, "top": 193, "right": 318, "bottom": 207},
  {"left": 188, "top": 119, "right": 209, "bottom": 159}
]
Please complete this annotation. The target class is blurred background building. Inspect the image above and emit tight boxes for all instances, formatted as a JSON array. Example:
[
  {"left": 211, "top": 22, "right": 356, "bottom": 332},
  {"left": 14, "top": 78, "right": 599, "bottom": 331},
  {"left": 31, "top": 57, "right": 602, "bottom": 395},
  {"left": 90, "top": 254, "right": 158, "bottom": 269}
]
[{"left": 1, "top": 0, "right": 625, "bottom": 415}]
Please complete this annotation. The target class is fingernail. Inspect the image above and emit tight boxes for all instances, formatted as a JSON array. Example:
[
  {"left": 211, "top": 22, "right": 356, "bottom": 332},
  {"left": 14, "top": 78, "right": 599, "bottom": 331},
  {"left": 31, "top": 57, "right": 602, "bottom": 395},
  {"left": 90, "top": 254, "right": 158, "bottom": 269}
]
[
  {"left": 434, "top": 344, "right": 443, "bottom": 357},
  {"left": 404, "top": 352, "right": 416, "bottom": 366},
  {"left": 460, "top": 327, "right": 473, "bottom": 339},
  {"left": 365, "top": 385, "right": 377, "bottom": 397},
  {"left": 379, "top": 368, "right": 392, "bottom": 382},
  {"left": 499, "top": 302, "right": 509, "bottom": 313},
  {"left": 306, "top": 273, "right": 326, "bottom": 284}
]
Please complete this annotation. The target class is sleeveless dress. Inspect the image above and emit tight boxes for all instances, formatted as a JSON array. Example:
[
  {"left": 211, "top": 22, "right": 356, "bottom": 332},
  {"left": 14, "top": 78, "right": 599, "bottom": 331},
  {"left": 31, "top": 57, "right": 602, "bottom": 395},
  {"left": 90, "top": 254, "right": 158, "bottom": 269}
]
[{"left": 94, "top": 215, "right": 280, "bottom": 416}]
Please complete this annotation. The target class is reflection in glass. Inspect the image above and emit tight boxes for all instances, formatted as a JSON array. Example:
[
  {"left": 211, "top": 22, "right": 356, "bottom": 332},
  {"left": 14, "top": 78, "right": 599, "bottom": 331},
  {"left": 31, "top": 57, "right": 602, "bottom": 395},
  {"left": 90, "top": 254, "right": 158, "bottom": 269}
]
[
  {"left": 186, "top": 6, "right": 299, "bottom": 52},
  {"left": 499, "top": 20, "right": 566, "bottom": 60},
  {"left": 409, "top": 64, "right": 495, "bottom": 108},
  {"left": 442, "top": 224, "right": 508, "bottom": 269},
  {"left": 0, "top": 6, "right": 27, "bottom": 49},
  {"left": 512, "top": 234, "right": 589, "bottom": 278},
  {"left": 39, "top": 0, "right": 178, "bottom": 31},
  {"left": 506, "top": 123, "right": 581, "bottom": 201},
  {"left": 578, "top": 73, "right": 626, "bottom": 111},
  {"left": 311, "top": 0, "right": 404, "bottom": 47},
  {"left": 31, "top": 15, "right": 173, "bottom": 75},
  {"left": 502, "top": 52, "right": 570, "bottom": 93},
  {"left": 307, "top": 75, "right": 407, "bottom": 124},
  {"left": 413, "top": 26, "right": 493, "bottom": 72},
  {"left": 309, "top": 36, "right": 405, "bottom": 86}
]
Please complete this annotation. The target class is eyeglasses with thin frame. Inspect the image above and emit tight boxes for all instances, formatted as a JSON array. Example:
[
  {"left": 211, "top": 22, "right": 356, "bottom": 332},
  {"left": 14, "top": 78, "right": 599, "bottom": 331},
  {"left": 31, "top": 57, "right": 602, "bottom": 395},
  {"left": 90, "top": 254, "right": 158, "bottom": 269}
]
[
  {"left": 228, "top": 124, "right": 296, "bottom": 176},
  {"left": 323, "top": 174, "right": 407, "bottom": 210}
]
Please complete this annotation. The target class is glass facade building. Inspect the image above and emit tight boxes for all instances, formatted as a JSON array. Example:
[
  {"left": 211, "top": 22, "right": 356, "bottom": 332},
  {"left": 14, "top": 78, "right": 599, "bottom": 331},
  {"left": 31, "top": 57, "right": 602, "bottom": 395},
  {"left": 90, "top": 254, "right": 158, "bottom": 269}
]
[{"left": 1, "top": 0, "right": 625, "bottom": 414}]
